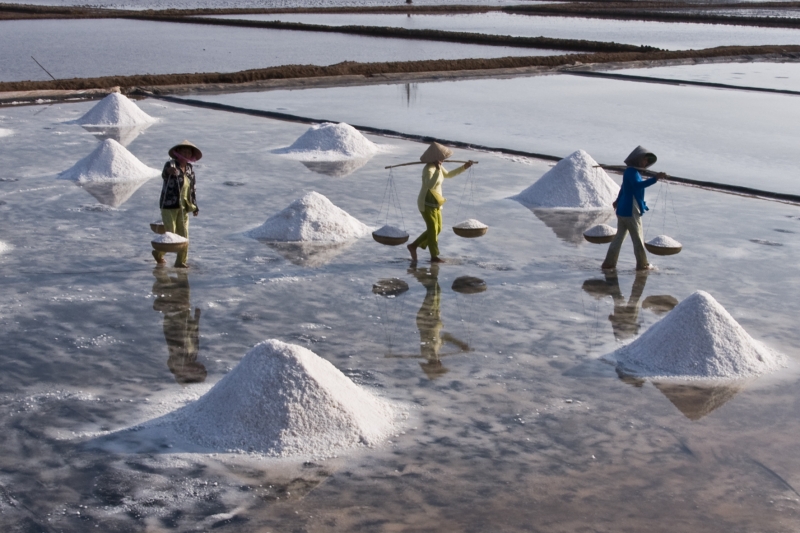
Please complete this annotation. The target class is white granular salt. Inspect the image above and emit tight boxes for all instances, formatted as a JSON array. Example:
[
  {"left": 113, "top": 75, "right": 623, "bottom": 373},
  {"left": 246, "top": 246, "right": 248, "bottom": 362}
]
[
  {"left": 58, "top": 139, "right": 160, "bottom": 183},
  {"left": 373, "top": 225, "right": 409, "bottom": 238},
  {"left": 647, "top": 235, "right": 682, "bottom": 248},
  {"left": 152, "top": 232, "right": 187, "bottom": 244},
  {"left": 75, "top": 93, "right": 156, "bottom": 127},
  {"left": 152, "top": 219, "right": 165, "bottom": 225},
  {"left": 169, "top": 339, "right": 399, "bottom": 457},
  {"left": 453, "top": 219, "right": 488, "bottom": 229},
  {"left": 245, "top": 191, "right": 371, "bottom": 243},
  {"left": 584, "top": 224, "right": 617, "bottom": 237},
  {"left": 512, "top": 150, "right": 618, "bottom": 209},
  {"left": 606, "top": 291, "right": 785, "bottom": 380},
  {"left": 274, "top": 122, "right": 379, "bottom": 161}
]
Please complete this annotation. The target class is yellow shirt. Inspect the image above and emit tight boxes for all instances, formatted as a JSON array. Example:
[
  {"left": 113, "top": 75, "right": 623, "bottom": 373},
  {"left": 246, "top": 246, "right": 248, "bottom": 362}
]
[{"left": 416, "top": 163, "right": 467, "bottom": 213}]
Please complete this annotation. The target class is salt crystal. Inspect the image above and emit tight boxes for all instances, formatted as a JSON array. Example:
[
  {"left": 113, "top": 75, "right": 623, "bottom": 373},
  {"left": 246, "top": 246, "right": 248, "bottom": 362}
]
[
  {"left": 245, "top": 191, "right": 371, "bottom": 243},
  {"left": 74, "top": 93, "right": 156, "bottom": 128},
  {"left": 512, "top": 150, "right": 618, "bottom": 209},
  {"left": 152, "top": 232, "right": 187, "bottom": 244},
  {"left": 584, "top": 224, "right": 617, "bottom": 237},
  {"left": 453, "top": 219, "right": 488, "bottom": 229},
  {"left": 274, "top": 123, "right": 378, "bottom": 161},
  {"left": 647, "top": 235, "right": 682, "bottom": 248},
  {"left": 373, "top": 225, "right": 408, "bottom": 238},
  {"left": 58, "top": 139, "right": 160, "bottom": 183},
  {"left": 606, "top": 291, "right": 785, "bottom": 380}
]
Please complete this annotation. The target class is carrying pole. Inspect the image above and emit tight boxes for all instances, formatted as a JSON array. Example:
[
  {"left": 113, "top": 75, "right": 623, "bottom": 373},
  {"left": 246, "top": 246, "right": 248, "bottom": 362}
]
[{"left": 384, "top": 160, "right": 478, "bottom": 169}]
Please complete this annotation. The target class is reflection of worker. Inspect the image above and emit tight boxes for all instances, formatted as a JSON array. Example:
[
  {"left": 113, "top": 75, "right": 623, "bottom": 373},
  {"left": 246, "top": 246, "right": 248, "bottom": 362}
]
[
  {"left": 153, "top": 140, "right": 201, "bottom": 268},
  {"left": 602, "top": 146, "right": 666, "bottom": 271},
  {"left": 410, "top": 263, "right": 470, "bottom": 378},
  {"left": 152, "top": 269, "right": 206, "bottom": 384},
  {"left": 408, "top": 142, "right": 473, "bottom": 263},
  {"left": 582, "top": 270, "right": 648, "bottom": 342}
]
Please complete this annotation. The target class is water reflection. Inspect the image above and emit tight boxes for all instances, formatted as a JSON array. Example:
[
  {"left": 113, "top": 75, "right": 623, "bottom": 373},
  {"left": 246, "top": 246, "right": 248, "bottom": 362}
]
[
  {"left": 152, "top": 269, "right": 206, "bottom": 384},
  {"left": 531, "top": 208, "right": 614, "bottom": 245},
  {"left": 81, "top": 124, "right": 152, "bottom": 147},
  {"left": 399, "top": 83, "right": 418, "bottom": 107},
  {"left": 77, "top": 178, "right": 151, "bottom": 207},
  {"left": 263, "top": 241, "right": 354, "bottom": 268},
  {"left": 301, "top": 158, "right": 370, "bottom": 177},
  {"left": 582, "top": 270, "right": 649, "bottom": 342},
  {"left": 642, "top": 295, "right": 679, "bottom": 315},
  {"left": 653, "top": 382, "right": 742, "bottom": 421}
]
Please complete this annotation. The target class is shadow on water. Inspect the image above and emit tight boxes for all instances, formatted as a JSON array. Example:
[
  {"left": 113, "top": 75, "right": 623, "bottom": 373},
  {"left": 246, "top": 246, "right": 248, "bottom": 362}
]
[
  {"left": 582, "top": 270, "right": 651, "bottom": 342},
  {"left": 652, "top": 381, "right": 742, "bottom": 421},
  {"left": 262, "top": 241, "right": 355, "bottom": 268},
  {"left": 531, "top": 208, "right": 614, "bottom": 245},
  {"left": 77, "top": 177, "right": 152, "bottom": 207},
  {"left": 152, "top": 269, "right": 206, "bottom": 384},
  {"left": 81, "top": 124, "right": 152, "bottom": 147},
  {"left": 301, "top": 158, "right": 370, "bottom": 177}
]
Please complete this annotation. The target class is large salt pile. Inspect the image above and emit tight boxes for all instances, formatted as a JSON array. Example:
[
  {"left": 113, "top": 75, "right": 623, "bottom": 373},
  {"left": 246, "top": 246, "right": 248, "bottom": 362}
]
[
  {"left": 246, "top": 191, "right": 371, "bottom": 243},
  {"left": 274, "top": 123, "right": 379, "bottom": 161},
  {"left": 75, "top": 92, "right": 156, "bottom": 127},
  {"left": 170, "top": 339, "right": 398, "bottom": 456},
  {"left": 607, "top": 291, "right": 785, "bottom": 380},
  {"left": 58, "top": 139, "right": 160, "bottom": 183},
  {"left": 512, "top": 150, "right": 618, "bottom": 208}
]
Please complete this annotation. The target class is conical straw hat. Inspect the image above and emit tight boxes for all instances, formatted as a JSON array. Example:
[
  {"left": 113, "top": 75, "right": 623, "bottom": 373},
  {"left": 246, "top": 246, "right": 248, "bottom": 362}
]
[
  {"left": 420, "top": 142, "right": 453, "bottom": 163},
  {"left": 624, "top": 145, "right": 656, "bottom": 169},
  {"left": 169, "top": 140, "right": 203, "bottom": 162}
]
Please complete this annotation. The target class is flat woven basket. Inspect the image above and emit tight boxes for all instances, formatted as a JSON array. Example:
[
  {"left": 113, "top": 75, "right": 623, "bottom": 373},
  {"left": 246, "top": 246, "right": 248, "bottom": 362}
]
[
  {"left": 151, "top": 241, "right": 188, "bottom": 253},
  {"left": 584, "top": 234, "right": 615, "bottom": 244},
  {"left": 645, "top": 243, "right": 682, "bottom": 256},
  {"left": 453, "top": 226, "right": 488, "bottom": 238},
  {"left": 372, "top": 232, "right": 409, "bottom": 246},
  {"left": 150, "top": 222, "right": 166, "bottom": 234}
]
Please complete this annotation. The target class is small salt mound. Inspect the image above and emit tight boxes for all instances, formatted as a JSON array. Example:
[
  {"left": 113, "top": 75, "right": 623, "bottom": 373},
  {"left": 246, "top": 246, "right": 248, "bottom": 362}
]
[
  {"left": 0, "top": 128, "right": 13, "bottom": 138},
  {"left": 152, "top": 232, "right": 187, "bottom": 244},
  {"left": 246, "top": 191, "right": 371, "bottom": 243},
  {"left": 373, "top": 225, "right": 408, "bottom": 238},
  {"left": 58, "top": 139, "right": 160, "bottom": 183},
  {"left": 453, "top": 219, "right": 488, "bottom": 229},
  {"left": 647, "top": 235, "right": 682, "bottom": 248},
  {"left": 607, "top": 291, "right": 785, "bottom": 380},
  {"left": 275, "top": 123, "right": 378, "bottom": 161},
  {"left": 584, "top": 224, "right": 617, "bottom": 237},
  {"left": 170, "top": 339, "right": 398, "bottom": 456},
  {"left": 75, "top": 93, "right": 156, "bottom": 127},
  {"left": 512, "top": 150, "right": 618, "bottom": 208}
]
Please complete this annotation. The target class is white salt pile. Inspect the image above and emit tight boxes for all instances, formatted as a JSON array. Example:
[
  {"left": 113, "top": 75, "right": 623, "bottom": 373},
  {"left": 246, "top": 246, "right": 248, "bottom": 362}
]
[
  {"left": 607, "top": 291, "right": 785, "bottom": 380},
  {"left": 58, "top": 139, "right": 160, "bottom": 183},
  {"left": 647, "top": 235, "right": 682, "bottom": 248},
  {"left": 453, "top": 219, "right": 488, "bottom": 229},
  {"left": 246, "top": 191, "right": 371, "bottom": 243},
  {"left": 512, "top": 150, "right": 618, "bottom": 208},
  {"left": 75, "top": 93, "right": 156, "bottom": 127},
  {"left": 584, "top": 224, "right": 617, "bottom": 237},
  {"left": 170, "top": 339, "right": 399, "bottom": 456},
  {"left": 153, "top": 232, "right": 187, "bottom": 244},
  {"left": 373, "top": 225, "right": 408, "bottom": 238},
  {"left": 274, "top": 122, "right": 378, "bottom": 161}
]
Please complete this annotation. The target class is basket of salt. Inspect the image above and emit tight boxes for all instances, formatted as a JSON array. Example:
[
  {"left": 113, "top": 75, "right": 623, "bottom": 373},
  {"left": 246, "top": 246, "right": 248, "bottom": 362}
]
[
  {"left": 453, "top": 219, "right": 488, "bottom": 238},
  {"left": 645, "top": 235, "right": 682, "bottom": 256},
  {"left": 372, "top": 224, "right": 409, "bottom": 246},
  {"left": 150, "top": 220, "right": 166, "bottom": 234},
  {"left": 583, "top": 224, "right": 616, "bottom": 244},
  {"left": 151, "top": 232, "right": 188, "bottom": 253}
]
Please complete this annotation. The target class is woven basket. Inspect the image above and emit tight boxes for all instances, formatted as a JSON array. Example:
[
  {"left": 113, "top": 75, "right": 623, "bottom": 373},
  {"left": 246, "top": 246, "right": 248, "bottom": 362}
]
[
  {"left": 584, "top": 234, "right": 615, "bottom": 244},
  {"left": 453, "top": 226, "right": 487, "bottom": 238},
  {"left": 451, "top": 276, "right": 487, "bottom": 294},
  {"left": 372, "top": 232, "right": 409, "bottom": 246},
  {"left": 151, "top": 241, "right": 188, "bottom": 253},
  {"left": 150, "top": 222, "right": 166, "bottom": 234},
  {"left": 645, "top": 243, "right": 682, "bottom": 256}
]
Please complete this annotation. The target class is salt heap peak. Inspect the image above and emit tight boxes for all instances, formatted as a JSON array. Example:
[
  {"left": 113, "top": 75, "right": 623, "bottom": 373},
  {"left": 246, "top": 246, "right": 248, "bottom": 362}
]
[
  {"left": 512, "top": 150, "right": 618, "bottom": 209},
  {"left": 75, "top": 93, "right": 156, "bottom": 127},
  {"left": 246, "top": 191, "right": 371, "bottom": 243},
  {"left": 58, "top": 139, "right": 160, "bottom": 183},
  {"left": 608, "top": 291, "right": 785, "bottom": 380},
  {"left": 276, "top": 122, "right": 378, "bottom": 161},
  {"left": 171, "top": 339, "right": 398, "bottom": 457}
]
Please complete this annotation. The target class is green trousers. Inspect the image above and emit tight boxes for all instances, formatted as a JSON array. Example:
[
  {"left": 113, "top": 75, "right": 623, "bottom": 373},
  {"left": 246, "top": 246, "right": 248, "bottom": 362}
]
[
  {"left": 153, "top": 208, "right": 190, "bottom": 267},
  {"left": 412, "top": 206, "right": 442, "bottom": 258},
  {"left": 604, "top": 214, "right": 649, "bottom": 269}
]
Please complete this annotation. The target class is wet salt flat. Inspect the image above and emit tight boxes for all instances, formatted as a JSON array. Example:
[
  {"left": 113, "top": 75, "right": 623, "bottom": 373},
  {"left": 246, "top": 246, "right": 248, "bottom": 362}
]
[
  {"left": 0, "top": 0, "right": 528, "bottom": 8},
  {"left": 0, "top": 19, "right": 564, "bottom": 83},
  {"left": 191, "top": 74, "right": 800, "bottom": 195},
  {"left": 0, "top": 97, "right": 799, "bottom": 531},
  {"left": 613, "top": 61, "right": 800, "bottom": 92},
  {"left": 212, "top": 12, "right": 800, "bottom": 51}
]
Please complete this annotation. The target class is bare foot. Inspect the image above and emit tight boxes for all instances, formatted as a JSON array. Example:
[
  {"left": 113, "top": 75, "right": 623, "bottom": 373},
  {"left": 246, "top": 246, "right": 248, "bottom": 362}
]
[
  {"left": 431, "top": 256, "right": 445, "bottom": 263},
  {"left": 636, "top": 263, "right": 655, "bottom": 271},
  {"left": 601, "top": 262, "right": 615, "bottom": 270},
  {"left": 407, "top": 243, "right": 417, "bottom": 261}
]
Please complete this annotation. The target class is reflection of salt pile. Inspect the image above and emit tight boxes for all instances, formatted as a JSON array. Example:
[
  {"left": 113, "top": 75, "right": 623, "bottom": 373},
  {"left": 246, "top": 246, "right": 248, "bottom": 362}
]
[
  {"left": 75, "top": 92, "right": 156, "bottom": 127},
  {"left": 275, "top": 123, "right": 378, "bottom": 161},
  {"left": 608, "top": 291, "right": 785, "bottom": 379},
  {"left": 246, "top": 191, "right": 370, "bottom": 243},
  {"left": 512, "top": 150, "right": 618, "bottom": 208},
  {"left": 0, "top": 242, "right": 11, "bottom": 255},
  {"left": 171, "top": 339, "right": 398, "bottom": 456},
  {"left": 0, "top": 128, "right": 12, "bottom": 138}
]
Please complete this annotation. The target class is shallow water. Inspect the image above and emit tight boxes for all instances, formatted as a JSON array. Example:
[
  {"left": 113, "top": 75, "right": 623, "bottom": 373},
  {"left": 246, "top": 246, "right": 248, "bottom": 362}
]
[
  {"left": 613, "top": 61, "right": 800, "bottom": 92},
  {"left": 210, "top": 11, "right": 800, "bottom": 51},
  {"left": 0, "top": 98, "right": 799, "bottom": 531},
  {"left": 0, "top": 18, "right": 565, "bottom": 83}
]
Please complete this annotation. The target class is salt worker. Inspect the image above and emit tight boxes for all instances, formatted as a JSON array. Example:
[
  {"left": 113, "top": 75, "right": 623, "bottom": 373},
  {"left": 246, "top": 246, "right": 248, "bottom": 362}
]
[
  {"left": 153, "top": 140, "right": 201, "bottom": 268},
  {"left": 407, "top": 142, "right": 473, "bottom": 263},
  {"left": 602, "top": 146, "right": 666, "bottom": 271}
]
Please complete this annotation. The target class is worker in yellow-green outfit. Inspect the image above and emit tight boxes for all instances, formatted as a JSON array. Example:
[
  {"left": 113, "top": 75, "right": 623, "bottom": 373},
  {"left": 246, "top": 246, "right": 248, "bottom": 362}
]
[
  {"left": 407, "top": 142, "right": 473, "bottom": 263},
  {"left": 153, "top": 140, "right": 201, "bottom": 268}
]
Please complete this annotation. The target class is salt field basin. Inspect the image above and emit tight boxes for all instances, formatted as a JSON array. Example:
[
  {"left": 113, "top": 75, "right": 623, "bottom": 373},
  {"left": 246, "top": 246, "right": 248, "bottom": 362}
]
[
  {"left": 613, "top": 61, "right": 800, "bottom": 92},
  {"left": 0, "top": 97, "right": 799, "bottom": 531},
  {"left": 0, "top": 18, "right": 567, "bottom": 83}
]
